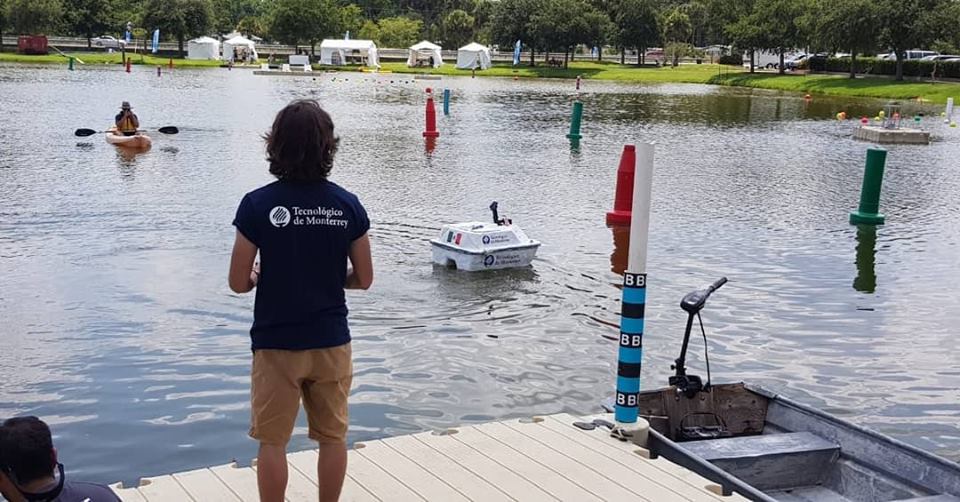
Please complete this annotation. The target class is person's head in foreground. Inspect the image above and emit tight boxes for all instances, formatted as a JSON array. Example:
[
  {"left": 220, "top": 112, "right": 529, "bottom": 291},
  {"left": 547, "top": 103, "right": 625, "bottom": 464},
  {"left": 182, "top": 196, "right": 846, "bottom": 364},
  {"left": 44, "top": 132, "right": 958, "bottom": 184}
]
[
  {"left": 0, "top": 416, "right": 119, "bottom": 502},
  {"left": 265, "top": 99, "right": 339, "bottom": 182}
]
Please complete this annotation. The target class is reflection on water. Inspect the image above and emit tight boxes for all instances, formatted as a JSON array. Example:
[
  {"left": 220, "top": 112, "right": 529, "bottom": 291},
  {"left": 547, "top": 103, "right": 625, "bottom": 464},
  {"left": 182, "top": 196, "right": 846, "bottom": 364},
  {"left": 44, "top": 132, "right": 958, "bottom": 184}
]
[
  {"left": 609, "top": 224, "right": 630, "bottom": 275},
  {"left": 1, "top": 65, "right": 959, "bottom": 485},
  {"left": 854, "top": 225, "right": 878, "bottom": 293}
]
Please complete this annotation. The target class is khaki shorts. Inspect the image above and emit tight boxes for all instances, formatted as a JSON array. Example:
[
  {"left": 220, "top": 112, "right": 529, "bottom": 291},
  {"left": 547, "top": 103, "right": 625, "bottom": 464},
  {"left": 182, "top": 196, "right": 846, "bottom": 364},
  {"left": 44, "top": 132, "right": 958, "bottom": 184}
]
[{"left": 249, "top": 344, "right": 352, "bottom": 445}]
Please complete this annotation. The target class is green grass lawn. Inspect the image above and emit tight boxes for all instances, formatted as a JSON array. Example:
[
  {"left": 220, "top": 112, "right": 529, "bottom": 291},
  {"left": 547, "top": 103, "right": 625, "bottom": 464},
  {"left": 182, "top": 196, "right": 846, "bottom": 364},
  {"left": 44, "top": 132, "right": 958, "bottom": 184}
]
[
  {"left": 0, "top": 51, "right": 224, "bottom": 67},
  {"left": 708, "top": 72, "right": 960, "bottom": 104},
  {"left": 372, "top": 60, "right": 723, "bottom": 83}
]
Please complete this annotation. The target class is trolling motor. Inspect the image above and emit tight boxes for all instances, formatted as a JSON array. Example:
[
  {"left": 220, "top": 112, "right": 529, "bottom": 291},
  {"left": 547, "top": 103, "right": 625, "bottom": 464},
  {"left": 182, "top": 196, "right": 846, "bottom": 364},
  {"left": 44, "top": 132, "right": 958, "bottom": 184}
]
[{"left": 669, "top": 277, "right": 728, "bottom": 399}]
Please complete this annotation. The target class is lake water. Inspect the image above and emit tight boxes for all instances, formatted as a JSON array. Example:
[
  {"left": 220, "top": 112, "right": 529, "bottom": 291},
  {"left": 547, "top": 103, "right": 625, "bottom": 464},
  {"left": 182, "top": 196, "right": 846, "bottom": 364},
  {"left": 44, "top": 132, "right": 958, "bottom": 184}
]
[{"left": 1, "top": 64, "right": 958, "bottom": 486}]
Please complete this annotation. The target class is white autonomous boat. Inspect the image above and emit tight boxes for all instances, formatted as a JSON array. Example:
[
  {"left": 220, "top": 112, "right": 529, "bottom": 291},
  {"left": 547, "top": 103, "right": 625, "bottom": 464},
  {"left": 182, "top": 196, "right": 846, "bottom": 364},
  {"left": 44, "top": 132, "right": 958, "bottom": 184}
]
[{"left": 430, "top": 202, "right": 541, "bottom": 271}]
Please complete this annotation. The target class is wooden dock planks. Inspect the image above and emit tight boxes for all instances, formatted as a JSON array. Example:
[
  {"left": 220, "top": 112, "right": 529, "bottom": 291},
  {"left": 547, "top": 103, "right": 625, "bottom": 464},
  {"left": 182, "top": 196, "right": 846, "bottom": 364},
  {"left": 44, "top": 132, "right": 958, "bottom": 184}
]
[{"left": 111, "top": 414, "right": 747, "bottom": 501}]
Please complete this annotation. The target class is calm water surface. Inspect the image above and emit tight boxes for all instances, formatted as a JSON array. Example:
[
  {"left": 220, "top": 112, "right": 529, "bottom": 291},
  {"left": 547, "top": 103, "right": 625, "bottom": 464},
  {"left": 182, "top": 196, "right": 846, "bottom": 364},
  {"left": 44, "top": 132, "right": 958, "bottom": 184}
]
[{"left": 1, "top": 64, "right": 958, "bottom": 485}]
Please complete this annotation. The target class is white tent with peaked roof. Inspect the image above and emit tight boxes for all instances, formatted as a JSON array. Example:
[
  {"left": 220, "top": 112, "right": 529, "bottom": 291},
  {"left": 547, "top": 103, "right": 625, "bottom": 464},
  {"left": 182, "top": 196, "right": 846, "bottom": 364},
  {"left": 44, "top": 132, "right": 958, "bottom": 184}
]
[
  {"left": 223, "top": 35, "right": 257, "bottom": 62},
  {"left": 456, "top": 42, "right": 491, "bottom": 70},
  {"left": 187, "top": 36, "right": 220, "bottom": 60},
  {"left": 319, "top": 39, "right": 380, "bottom": 68},
  {"left": 407, "top": 40, "right": 442, "bottom": 68}
]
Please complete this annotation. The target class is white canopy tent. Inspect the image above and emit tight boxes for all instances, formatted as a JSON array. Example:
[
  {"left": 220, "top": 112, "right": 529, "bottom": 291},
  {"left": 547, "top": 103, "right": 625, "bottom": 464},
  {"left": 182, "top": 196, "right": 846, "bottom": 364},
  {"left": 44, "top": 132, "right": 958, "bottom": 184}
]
[
  {"left": 223, "top": 35, "right": 257, "bottom": 63},
  {"left": 319, "top": 39, "right": 380, "bottom": 68},
  {"left": 407, "top": 40, "right": 442, "bottom": 68},
  {"left": 187, "top": 36, "right": 220, "bottom": 60},
  {"left": 456, "top": 42, "right": 491, "bottom": 70}
]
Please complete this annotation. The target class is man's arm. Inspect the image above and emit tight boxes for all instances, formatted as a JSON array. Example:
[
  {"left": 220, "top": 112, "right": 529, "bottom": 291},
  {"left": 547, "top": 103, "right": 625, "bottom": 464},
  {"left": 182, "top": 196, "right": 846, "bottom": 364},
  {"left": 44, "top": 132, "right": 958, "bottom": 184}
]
[
  {"left": 131, "top": 113, "right": 140, "bottom": 129},
  {"left": 345, "top": 233, "right": 373, "bottom": 290},
  {"left": 228, "top": 230, "right": 259, "bottom": 293}
]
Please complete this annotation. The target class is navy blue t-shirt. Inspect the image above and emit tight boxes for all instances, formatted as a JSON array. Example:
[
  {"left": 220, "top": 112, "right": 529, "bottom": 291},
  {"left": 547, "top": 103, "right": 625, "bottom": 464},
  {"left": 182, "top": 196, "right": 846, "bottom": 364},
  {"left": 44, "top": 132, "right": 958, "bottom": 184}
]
[{"left": 233, "top": 180, "right": 369, "bottom": 351}]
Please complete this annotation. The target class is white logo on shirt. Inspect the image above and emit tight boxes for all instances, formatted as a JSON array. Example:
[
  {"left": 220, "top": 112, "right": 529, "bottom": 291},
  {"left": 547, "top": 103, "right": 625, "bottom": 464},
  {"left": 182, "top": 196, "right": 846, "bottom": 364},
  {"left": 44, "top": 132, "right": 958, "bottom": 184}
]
[{"left": 269, "top": 206, "right": 291, "bottom": 227}]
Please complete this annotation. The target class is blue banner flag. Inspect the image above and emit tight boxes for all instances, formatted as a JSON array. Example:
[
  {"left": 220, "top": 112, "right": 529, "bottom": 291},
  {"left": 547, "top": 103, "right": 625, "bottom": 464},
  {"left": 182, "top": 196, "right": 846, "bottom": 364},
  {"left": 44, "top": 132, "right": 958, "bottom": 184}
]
[
  {"left": 513, "top": 40, "right": 521, "bottom": 66},
  {"left": 151, "top": 29, "right": 160, "bottom": 54}
]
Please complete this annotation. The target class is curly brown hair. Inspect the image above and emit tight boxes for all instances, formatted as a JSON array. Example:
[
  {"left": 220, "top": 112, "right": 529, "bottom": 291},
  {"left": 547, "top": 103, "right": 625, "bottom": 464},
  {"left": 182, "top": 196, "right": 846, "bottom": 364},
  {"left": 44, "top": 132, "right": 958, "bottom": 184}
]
[{"left": 265, "top": 100, "right": 339, "bottom": 182}]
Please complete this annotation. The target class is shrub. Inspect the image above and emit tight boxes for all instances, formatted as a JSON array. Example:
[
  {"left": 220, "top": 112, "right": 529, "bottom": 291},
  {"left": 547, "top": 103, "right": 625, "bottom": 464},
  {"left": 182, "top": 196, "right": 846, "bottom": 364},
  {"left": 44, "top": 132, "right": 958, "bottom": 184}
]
[
  {"left": 717, "top": 54, "right": 743, "bottom": 66},
  {"left": 809, "top": 56, "right": 960, "bottom": 79}
]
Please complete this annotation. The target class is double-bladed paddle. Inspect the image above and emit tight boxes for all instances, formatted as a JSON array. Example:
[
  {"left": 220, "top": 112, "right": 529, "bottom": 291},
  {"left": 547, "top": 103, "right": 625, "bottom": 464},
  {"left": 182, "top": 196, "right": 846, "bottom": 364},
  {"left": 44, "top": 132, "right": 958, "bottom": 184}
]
[{"left": 75, "top": 126, "right": 179, "bottom": 137}]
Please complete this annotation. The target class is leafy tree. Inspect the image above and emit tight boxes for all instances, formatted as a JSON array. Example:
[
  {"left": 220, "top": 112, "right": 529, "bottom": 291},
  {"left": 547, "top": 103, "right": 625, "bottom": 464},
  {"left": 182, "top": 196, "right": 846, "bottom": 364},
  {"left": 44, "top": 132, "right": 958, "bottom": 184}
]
[
  {"left": 683, "top": 0, "right": 708, "bottom": 47},
  {"left": 806, "top": 0, "right": 878, "bottom": 78},
  {"left": 661, "top": 7, "right": 692, "bottom": 66},
  {"left": 142, "top": 0, "right": 213, "bottom": 56},
  {"left": 64, "top": 0, "right": 113, "bottom": 47},
  {"left": 339, "top": 3, "right": 365, "bottom": 38},
  {"left": 347, "top": 0, "right": 395, "bottom": 19},
  {"left": 725, "top": 14, "right": 763, "bottom": 72},
  {"left": 529, "top": 0, "right": 602, "bottom": 66},
  {"left": 747, "top": 0, "right": 805, "bottom": 74},
  {"left": 211, "top": 0, "right": 266, "bottom": 34},
  {"left": 8, "top": 0, "right": 62, "bottom": 35},
  {"left": 704, "top": 0, "right": 753, "bottom": 45},
  {"left": 0, "top": 0, "right": 8, "bottom": 49},
  {"left": 442, "top": 9, "right": 474, "bottom": 47},
  {"left": 490, "top": 0, "right": 544, "bottom": 65},
  {"left": 358, "top": 19, "right": 380, "bottom": 40},
  {"left": 613, "top": 0, "right": 660, "bottom": 65},
  {"left": 376, "top": 16, "right": 422, "bottom": 47},
  {"left": 876, "top": 0, "right": 941, "bottom": 81},
  {"left": 270, "top": 0, "right": 340, "bottom": 54},
  {"left": 236, "top": 15, "right": 268, "bottom": 39}
]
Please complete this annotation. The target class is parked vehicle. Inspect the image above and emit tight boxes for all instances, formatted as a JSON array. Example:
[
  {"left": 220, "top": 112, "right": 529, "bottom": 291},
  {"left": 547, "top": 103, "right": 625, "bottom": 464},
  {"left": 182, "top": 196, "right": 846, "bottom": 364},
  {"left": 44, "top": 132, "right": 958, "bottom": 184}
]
[
  {"left": 742, "top": 49, "right": 781, "bottom": 69},
  {"left": 92, "top": 36, "right": 126, "bottom": 49},
  {"left": 783, "top": 53, "right": 808, "bottom": 70},
  {"left": 880, "top": 50, "right": 938, "bottom": 60},
  {"left": 921, "top": 54, "right": 960, "bottom": 61}
]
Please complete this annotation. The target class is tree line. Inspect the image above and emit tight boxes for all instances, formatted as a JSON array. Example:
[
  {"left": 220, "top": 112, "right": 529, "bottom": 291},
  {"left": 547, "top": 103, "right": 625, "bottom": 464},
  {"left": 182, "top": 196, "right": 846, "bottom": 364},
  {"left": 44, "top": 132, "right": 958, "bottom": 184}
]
[{"left": 2, "top": 0, "right": 958, "bottom": 80}]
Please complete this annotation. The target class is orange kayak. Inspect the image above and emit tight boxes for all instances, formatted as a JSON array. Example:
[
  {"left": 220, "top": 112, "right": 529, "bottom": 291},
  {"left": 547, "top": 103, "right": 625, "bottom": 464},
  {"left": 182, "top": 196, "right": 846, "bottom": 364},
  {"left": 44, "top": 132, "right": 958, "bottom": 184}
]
[{"left": 106, "top": 129, "right": 152, "bottom": 149}]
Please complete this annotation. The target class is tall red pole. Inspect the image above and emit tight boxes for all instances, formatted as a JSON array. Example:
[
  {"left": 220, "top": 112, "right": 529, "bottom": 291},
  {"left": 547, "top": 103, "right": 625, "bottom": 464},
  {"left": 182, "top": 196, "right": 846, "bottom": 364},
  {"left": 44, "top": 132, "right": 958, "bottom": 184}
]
[{"left": 423, "top": 88, "right": 440, "bottom": 138}]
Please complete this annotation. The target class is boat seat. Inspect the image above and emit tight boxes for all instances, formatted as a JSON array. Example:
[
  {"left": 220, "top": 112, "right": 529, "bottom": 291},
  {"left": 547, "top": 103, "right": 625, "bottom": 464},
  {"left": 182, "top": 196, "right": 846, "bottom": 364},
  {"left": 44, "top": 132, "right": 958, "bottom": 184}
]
[{"left": 680, "top": 431, "right": 840, "bottom": 490}]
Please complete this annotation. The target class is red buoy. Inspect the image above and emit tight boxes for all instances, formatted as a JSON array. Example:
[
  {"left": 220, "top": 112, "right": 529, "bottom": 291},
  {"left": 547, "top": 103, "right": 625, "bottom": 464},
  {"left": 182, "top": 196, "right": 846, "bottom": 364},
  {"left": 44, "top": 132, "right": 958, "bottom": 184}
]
[
  {"left": 605, "top": 145, "right": 636, "bottom": 226},
  {"left": 423, "top": 88, "right": 440, "bottom": 138},
  {"left": 125, "top": 58, "right": 131, "bottom": 73}
]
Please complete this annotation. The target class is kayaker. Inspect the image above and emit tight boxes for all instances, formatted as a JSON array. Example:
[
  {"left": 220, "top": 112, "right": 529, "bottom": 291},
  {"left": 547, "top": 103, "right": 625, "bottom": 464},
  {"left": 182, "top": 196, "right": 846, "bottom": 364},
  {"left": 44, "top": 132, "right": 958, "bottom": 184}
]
[{"left": 115, "top": 101, "right": 140, "bottom": 136}]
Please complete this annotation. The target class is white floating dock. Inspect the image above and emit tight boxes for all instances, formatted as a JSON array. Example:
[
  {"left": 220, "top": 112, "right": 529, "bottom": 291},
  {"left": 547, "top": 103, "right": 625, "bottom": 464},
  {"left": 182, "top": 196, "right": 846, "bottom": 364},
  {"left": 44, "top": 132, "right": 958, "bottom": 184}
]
[{"left": 111, "top": 413, "right": 747, "bottom": 501}]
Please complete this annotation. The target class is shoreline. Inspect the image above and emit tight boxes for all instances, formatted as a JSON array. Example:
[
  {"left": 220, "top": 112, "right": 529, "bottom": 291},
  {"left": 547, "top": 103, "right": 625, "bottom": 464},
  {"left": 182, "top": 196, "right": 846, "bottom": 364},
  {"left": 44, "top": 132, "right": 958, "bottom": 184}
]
[{"left": 3, "top": 52, "right": 958, "bottom": 104}]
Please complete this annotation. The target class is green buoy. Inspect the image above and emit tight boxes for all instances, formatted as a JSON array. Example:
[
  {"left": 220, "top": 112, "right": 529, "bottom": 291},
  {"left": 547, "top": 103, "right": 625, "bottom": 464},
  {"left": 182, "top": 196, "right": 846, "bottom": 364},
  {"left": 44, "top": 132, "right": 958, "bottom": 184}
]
[
  {"left": 849, "top": 148, "right": 887, "bottom": 225},
  {"left": 567, "top": 100, "right": 583, "bottom": 140}
]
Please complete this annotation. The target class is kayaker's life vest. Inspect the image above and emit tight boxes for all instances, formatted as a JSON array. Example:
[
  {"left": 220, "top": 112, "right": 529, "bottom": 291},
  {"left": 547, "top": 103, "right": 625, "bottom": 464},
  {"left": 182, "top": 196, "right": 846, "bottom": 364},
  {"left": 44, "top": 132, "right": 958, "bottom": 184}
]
[{"left": 116, "top": 113, "right": 138, "bottom": 134}]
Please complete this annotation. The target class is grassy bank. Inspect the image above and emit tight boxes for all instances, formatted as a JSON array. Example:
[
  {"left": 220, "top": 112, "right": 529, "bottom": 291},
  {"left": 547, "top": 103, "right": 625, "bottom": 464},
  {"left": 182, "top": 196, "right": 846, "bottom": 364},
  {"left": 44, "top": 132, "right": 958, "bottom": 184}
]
[
  {"left": 708, "top": 72, "right": 960, "bottom": 104},
  {"left": 370, "top": 61, "right": 959, "bottom": 103},
  {"left": 371, "top": 60, "right": 722, "bottom": 83},
  {"left": 4, "top": 52, "right": 957, "bottom": 103},
  {"left": 0, "top": 51, "right": 224, "bottom": 67}
]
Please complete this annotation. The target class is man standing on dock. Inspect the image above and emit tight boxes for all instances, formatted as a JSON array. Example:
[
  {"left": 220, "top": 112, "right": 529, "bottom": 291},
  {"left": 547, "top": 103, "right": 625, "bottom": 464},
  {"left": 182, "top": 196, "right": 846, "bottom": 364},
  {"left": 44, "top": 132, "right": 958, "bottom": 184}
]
[{"left": 229, "top": 100, "right": 373, "bottom": 502}]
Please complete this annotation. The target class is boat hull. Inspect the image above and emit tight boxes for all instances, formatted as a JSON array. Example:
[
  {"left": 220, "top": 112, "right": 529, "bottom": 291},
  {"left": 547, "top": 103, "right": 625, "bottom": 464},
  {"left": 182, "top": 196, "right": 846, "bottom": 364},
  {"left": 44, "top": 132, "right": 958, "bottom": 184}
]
[
  {"left": 106, "top": 132, "right": 152, "bottom": 149},
  {"left": 430, "top": 242, "right": 539, "bottom": 271}
]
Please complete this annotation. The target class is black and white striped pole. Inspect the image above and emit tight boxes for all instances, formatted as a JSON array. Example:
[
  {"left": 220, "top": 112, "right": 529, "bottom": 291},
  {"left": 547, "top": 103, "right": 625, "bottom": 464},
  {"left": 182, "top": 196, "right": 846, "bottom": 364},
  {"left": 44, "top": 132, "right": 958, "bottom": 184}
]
[{"left": 614, "top": 143, "right": 654, "bottom": 441}]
